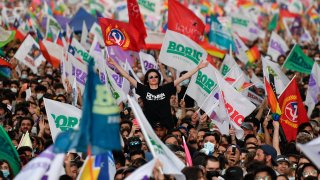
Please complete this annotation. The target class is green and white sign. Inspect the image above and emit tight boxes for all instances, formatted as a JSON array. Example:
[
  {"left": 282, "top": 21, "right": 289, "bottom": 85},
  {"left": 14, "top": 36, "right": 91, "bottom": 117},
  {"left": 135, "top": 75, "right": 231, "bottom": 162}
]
[
  {"left": 159, "top": 30, "right": 207, "bottom": 72},
  {"left": 138, "top": 0, "right": 162, "bottom": 16},
  {"left": 186, "top": 64, "right": 219, "bottom": 107},
  {"left": 44, "top": 98, "right": 82, "bottom": 142},
  {"left": 283, "top": 44, "right": 314, "bottom": 74}
]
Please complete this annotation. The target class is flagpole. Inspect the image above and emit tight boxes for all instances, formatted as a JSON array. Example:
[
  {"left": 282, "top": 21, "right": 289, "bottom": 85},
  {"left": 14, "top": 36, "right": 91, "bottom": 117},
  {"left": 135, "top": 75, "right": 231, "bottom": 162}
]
[
  {"left": 281, "top": 43, "right": 296, "bottom": 70},
  {"left": 127, "top": 96, "right": 158, "bottom": 158}
]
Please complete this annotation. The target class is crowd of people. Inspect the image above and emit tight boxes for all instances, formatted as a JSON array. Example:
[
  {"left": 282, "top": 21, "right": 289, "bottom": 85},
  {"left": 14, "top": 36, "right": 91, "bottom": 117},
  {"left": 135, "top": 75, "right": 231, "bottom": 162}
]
[{"left": 1, "top": 0, "right": 320, "bottom": 180}]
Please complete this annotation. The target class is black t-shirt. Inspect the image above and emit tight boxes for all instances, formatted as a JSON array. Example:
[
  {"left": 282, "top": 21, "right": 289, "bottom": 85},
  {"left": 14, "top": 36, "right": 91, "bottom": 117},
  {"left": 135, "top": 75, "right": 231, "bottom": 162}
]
[{"left": 136, "top": 82, "right": 176, "bottom": 130}]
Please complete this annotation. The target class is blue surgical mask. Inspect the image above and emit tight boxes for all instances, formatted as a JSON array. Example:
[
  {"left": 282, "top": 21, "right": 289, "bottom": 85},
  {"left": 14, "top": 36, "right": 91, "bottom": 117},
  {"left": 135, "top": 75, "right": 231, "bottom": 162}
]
[{"left": 2, "top": 170, "right": 10, "bottom": 178}]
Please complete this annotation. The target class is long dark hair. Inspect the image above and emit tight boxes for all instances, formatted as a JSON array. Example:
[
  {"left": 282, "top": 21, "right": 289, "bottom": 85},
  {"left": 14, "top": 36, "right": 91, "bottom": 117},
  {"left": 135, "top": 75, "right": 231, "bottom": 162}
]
[{"left": 143, "top": 69, "right": 161, "bottom": 86}]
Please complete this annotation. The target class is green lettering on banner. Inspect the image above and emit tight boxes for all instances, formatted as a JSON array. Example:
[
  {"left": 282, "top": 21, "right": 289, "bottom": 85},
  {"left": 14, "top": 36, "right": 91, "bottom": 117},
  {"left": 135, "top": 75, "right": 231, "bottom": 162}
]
[
  {"left": 76, "top": 49, "right": 94, "bottom": 64},
  {"left": 138, "top": 0, "right": 155, "bottom": 11},
  {"left": 221, "top": 65, "right": 230, "bottom": 76},
  {"left": 93, "top": 85, "right": 119, "bottom": 115},
  {"left": 149, "top": 136, "right": 164, "bottom": 154},
  {"left": 231, "top": 17, "right": 248, "bottom": 27},
  {"left": 167, "top": 41, "right": 202, "bottom": 65},
  {"left": 51, "top": 114, "right": 79, "bottom": 131},
  {"left": 195, "top": 71, "right": 217, "bottom": 94}
]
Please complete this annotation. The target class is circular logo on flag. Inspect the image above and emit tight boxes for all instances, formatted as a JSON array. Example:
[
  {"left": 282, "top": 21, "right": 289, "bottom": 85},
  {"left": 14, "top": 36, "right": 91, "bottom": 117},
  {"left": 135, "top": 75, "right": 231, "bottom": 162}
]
[
  {"left": 107, "top": 28, "right": 125, "bottom": 46},
  {"left": 105, "top": 25, "right": 130, "bottom": 48},
  {"left": 284, "top": 101, "right": 298, "bottom": 122}
]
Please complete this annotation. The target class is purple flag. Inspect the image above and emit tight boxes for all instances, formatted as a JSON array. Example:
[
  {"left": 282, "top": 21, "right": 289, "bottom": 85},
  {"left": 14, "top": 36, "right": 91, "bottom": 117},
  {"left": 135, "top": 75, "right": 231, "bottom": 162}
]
[{"left": 106, "top": 46, "right": 134, "bottom": 66}]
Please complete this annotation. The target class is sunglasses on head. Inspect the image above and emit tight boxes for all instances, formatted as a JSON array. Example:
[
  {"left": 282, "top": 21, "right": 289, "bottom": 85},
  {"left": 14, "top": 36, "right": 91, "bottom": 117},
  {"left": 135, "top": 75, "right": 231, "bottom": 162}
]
[{"left": 148, "top": 75, "right": 158, "bottom": 79}]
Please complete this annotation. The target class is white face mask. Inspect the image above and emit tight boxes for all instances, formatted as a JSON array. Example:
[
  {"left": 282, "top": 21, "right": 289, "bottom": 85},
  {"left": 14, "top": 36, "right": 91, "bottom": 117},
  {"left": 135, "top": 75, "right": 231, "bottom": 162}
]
[
  {"left": 37, "top": 93, "right": 44, "bottom": 100},
  {"left": 21, "top": 74, "right": 28, "bottom": 79},
  {"left": 11, "top": 88, "right": 18, "bottom": 93},
  {"left": 47, "top": 71, "right": 53, "bottom": 75}
]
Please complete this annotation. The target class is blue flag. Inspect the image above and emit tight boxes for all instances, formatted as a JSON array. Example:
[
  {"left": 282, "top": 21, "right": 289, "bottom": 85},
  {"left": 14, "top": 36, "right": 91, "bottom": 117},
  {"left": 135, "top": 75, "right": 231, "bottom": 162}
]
[
  {"left": 54, "top": 59, "right": 121, "bottom": 154},
  {"left": 208, "top": 15, "right": 234, "bottom": 51}
]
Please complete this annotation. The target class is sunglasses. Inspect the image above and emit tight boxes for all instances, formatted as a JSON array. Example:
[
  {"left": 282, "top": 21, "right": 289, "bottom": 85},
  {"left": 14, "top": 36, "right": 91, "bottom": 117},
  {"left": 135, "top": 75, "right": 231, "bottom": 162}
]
[{"left": 148, "top": 75, "right": 158, "bottom": 79}]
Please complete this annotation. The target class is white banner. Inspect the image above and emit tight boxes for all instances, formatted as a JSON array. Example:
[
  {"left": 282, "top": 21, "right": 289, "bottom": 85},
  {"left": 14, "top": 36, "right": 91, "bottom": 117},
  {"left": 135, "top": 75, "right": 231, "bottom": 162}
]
[
  {"left": 186, "top": 64, "right": 219, "bottom": 107},
  {"left": 267, "top": 32, "right": 289, "bottom": 62},
  {"left": 43, "top": 98, "right": 82, "bottom": 142},
  {"left": 215, "top": 71, "right": 256, "bottom": 138},
  {"left": 159, "top": 30, "right": 207, "bottom": 72},
  {"left": 68, "top": 53, "right": 88, "bottom": 94},
  {"left": 305, "top": 63, "right": 320, "bottom": 116},
  {"left": 15, "top": 146, "right": 65, "bottom": 180},
  {"left": 138, "top": 0, "right": 162, "bottom": 16},
  {"left": 14, "top": 35, "right": 45, "bottom": 73},
  {"left": 262, "top": 57, "right": 289, "bottom": 95},
  {"left": 128, "top": 96, "right": 186, "bottom": 180},
  {"left": 139, "top": 51, "right": 158, "bottom": 74}
]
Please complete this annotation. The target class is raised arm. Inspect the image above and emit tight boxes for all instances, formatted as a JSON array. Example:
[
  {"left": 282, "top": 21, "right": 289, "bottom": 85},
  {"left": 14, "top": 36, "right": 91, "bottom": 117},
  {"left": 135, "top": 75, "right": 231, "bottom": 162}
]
[
  {"left": 107, "top": 57, "right": 137, "bottom": 88},
  {"left": 174, "top": 60, "right": 209, "bottom": 87}
]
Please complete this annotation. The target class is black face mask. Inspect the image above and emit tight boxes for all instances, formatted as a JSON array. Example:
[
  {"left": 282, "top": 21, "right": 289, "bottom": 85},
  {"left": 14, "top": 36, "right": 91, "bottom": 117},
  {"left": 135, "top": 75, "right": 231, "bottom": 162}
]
[{"left": 206, "top": 171, "right": 220, "bottom": 179}]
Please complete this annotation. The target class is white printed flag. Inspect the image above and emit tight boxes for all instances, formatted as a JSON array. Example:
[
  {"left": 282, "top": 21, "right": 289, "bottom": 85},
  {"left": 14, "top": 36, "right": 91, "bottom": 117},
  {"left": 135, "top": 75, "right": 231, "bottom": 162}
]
[
  {"left": 14, "top": 35, "right": 45, "bottom": 73},
  {"left": 267, "top": 32, "right": 289, "bottom": 62},
  {"left": 215, "top": 71, "right": 256, "bottom": 138},
  {"left": 186, "top": 64, "right": 219, "bottom": 107},
  {"left": 159, "top": 30, "right": 207, "bottom": 72},
  {"left": 305, "top": 63, "right": 320, "bottom": 116},
  {"left": 220, "top": 54, "right": 237, "bottom": 76},
  {"left": 139, "top": 51, "right": 159, "bottom": 74},
  {"left": 15, "top": 146, "right": 65, "bottom": 180},
  {"left": 43, "top": 98, "right": 82, "bottom": 142},
  {"left": 128, "top": 96, "right": 186, "bottom": 180},
  {"left": 297, "top": 136, "right": 320, "bottom": 169},
  {"left": 262, "top": 57, "right": 289, "bottom": 95},
  {"left": 233, "top": 33, "right": 249, "bottom": 64}
]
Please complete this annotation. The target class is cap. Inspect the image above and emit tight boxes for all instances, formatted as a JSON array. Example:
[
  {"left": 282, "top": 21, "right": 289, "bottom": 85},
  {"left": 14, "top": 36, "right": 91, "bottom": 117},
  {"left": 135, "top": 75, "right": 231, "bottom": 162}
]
[
  {"left": 260, "top": 145, "right": 277, "bottom": 166},
  {"left": 276, "top": 155, "right": 290, "bottom": 165},
  {"left": 224, "top": 166, "right": 243, "bottom": 180},
  {"left": 153, "top": 122, "right": 165, "bottom": 129},
  {"left": 241, "top": 122, "right": 253, "bottom": 131}
]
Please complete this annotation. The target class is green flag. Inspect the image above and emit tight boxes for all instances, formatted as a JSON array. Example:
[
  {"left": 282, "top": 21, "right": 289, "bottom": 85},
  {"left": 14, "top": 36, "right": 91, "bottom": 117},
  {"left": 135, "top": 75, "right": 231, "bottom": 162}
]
[
  {"left": 0, "top": 27, "right": 16, "bottom": 48},
  {"left": 268, "top": 13, "right": 278, "bottom": 31},
  {"left": 0, "top": 126, "right": 21, "bottom": 175},
  {"left": 283, "top": 44, "right": 314, "bottom": 74}
]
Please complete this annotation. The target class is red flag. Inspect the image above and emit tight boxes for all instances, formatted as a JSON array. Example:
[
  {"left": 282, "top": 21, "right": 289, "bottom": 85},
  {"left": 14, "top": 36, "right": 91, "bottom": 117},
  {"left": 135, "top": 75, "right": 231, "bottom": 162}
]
[
  {"left": 127, "top": 0, "right": 147, "bottom": 41},
  {"left": 98, "top": 18, "right": 142, "bottom": 52},
  {"left": 39, "top": 40, "right": 60, "bottom": 68},
  {"left": 168, "top": 0, "right": 205, "bottom": 42},
  {"left": 0, "top": 56, "right": 12, "bottom": 69},
  {"left": 278, "top": 77, "right": 309, "bottom": 142}
]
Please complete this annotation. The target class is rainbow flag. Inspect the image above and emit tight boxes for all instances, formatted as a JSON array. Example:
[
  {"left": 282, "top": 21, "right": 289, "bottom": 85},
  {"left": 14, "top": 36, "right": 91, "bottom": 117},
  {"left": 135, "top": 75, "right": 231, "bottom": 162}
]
[
  {"left": 307, "top": 6, "right": 320, "bottom": 24},
  {"left": 200, "top": 41, "right": 226, "bottom": 59},
  {"left": 264, "top": 77, "right": 281, "bottom": 119},
  {"left": 246, "top": 46, "right": 260, "bottom": 63}
]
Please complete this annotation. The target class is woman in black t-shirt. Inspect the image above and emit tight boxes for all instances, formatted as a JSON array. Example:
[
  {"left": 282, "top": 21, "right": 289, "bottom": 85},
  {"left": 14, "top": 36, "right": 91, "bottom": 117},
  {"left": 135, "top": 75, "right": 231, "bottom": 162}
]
[{"left": 108, "top": 58, "right": 208, "bottom": 130}]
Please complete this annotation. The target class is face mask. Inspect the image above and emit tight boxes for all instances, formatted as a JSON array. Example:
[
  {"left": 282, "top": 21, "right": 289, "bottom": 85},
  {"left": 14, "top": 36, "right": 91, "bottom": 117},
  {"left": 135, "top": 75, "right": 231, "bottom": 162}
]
[
  {"left": 37, "top": 93, "right": 44, "bottom": 100},
  {"left": 2, "top": 170, "right": 10, "bottom": 178},
  {"left": 180, "top": 79, "right": 190, "bottom": 86},
  {"left": 56, "top": 91, "right": 65, "bottom": 96},
  {"left": 11, "top": 88, "right": 18, "bottom": 93},
  {"left": 47, "top": 71, "right": 53, "bottom": 75},
  {"left": 21, "top": 74, "right": 28, "bottom": 79},
  {"left": 206, "top": 171, "right": 220, "bottom": 179}
]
